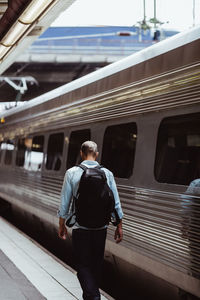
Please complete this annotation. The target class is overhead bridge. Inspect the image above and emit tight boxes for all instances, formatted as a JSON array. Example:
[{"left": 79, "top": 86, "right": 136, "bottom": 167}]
[
  {"left": 15, "top": 26, "right": 179, "bottom": 64},
  {"left": 0, "top": 26, "right": 178, "bottom": 104}
]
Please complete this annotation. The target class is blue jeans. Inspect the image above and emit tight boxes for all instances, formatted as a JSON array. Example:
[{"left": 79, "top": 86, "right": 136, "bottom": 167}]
[{"left": 72, "top": 228, "right": 107, "bottom": 300}]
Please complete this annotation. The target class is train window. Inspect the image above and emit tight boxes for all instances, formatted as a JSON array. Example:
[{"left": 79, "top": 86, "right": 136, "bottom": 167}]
[
  {"left": 0, "top": 142, "right": 3, "bottom": 163},
  {"left": 4, "top": 140, "right": 14, "bottom": 165},
  {"left": 46, "top": 133, "right": 64, "bottom": 171},
  {"left": 0, "top": 142, "right": 7, "bottom": 164},
  {"left": 16, "top": 138, "right": 26, "bottom": 166},
  {"left": 155, "top": 113, "right": 200, "bottom": 185},
  {"left": 66, "top": 129, "right": 91, "bottom": 169},
  {"left": 101, "top": 122, "right": 137, "bottom": 178},
  {"left": 24, "top": 136, "right": 44, "bottom": 171}
]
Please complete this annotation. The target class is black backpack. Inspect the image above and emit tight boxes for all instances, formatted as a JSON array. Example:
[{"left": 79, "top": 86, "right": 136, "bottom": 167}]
[{"left": 73, "top": 164, "right": 119, "bottom": 228}]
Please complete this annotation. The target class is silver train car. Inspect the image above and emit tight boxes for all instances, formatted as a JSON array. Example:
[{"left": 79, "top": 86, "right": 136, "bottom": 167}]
[{"left": 0, "top": 25, "right": 200, "bottom": 299}]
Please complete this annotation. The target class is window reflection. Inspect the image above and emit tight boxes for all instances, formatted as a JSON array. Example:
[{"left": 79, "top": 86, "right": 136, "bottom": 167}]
[
  {"left": 0, "top": 142, "right": 4, "bottom": 164},
  {"left": 46, "top": 133, "right": 64, "bottom": 171},
  {"left": 16, "top": 138, "right": 26, "bottom": 167},
  {"left": 155, "top": 113, "right": 200, "bottom": 185},
  {"left": 101, "top": 123, "right": 137, "bottom": 178},
  {"left": 66, "top": 129, "right": 91, "bottom": 169},
  {"left": 4, "top": 140, "right": 14, "bottom": 165},
  {"left": 24, "top": 136, "right": 44, "bottom": 171},
  {"left": 0, "top": 143, "right": 1, "bottom": 164}
]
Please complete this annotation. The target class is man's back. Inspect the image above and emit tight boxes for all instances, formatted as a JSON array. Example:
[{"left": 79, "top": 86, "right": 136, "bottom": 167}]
[
  {"left": 74, "top": 164, "right": 115, "bottom": 228},
  {"left": 61, "top": 160, "right": 123, "bottom": 227},
  {"left": 58, "top": 141, "right": 123, "bottom": 300}
]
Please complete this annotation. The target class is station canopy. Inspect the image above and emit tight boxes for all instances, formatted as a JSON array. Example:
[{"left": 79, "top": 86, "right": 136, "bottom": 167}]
[{"left": 0, "top": 0, "right": 76, "bottom": 74}]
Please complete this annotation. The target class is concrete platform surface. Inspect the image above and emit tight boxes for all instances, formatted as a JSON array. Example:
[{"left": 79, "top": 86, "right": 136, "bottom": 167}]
[{"left": 0, "top": 217, "right": 113, "bottom": 300}]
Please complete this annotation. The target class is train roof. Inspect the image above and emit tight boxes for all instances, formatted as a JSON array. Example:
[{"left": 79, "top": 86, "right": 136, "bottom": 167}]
[{"left": 1, "top": 25, "right": 200, "bottom": 119}]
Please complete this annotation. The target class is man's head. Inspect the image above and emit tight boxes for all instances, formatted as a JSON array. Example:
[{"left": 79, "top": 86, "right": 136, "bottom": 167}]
[{"left": 80, "top": 141, "right": 98, "bottom": 161}]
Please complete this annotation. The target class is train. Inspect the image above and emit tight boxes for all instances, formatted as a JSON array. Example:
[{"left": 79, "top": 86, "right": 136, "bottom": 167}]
[{"left": 0, "top": 25, "right": 200, "bottom": 299}]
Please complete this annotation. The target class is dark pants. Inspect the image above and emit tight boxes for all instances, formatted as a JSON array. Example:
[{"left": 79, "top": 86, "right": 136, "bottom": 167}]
[{"left": 72, "top": 228, "right": 107, "bottom": 300}]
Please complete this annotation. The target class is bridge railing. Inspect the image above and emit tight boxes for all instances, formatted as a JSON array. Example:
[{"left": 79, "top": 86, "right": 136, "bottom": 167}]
[{"left": 26, "top": 37, "right": 155, "bottom": 58}]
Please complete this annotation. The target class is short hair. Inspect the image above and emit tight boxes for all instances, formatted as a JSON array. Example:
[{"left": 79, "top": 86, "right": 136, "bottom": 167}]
[{"left": 81, "top": 141, "right": 98, "bottom": 157}]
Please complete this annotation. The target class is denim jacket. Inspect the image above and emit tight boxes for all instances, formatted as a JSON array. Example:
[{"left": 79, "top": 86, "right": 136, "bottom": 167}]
[{"left": 58, "top": 160, "right": 123, "bottom": 228}]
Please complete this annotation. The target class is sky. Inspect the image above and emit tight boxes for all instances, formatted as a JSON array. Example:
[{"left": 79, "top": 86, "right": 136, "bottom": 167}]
[{"left": 51, "top": 0, "right": 200, "bottom": 31}]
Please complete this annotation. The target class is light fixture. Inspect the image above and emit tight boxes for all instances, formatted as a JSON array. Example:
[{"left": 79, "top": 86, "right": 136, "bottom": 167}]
[
  {"left": 0, "top": 117, "right": 5, "bottom": 124},
  {"left": 0, "top": 0, "right": 59, "bottom": 63},
  {"left": 1, "top": 21, "right": 29, "bottom": 47},
  {"left": 19, "top": 0, "right": 56, "bottom": 24},
  {"left": 0, "top": 44, "right": 10, "bottom": 60}
]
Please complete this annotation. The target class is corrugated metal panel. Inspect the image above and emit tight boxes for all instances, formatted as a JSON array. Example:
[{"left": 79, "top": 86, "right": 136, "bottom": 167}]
[
  {"left": 1, "top": 167, "right": 200, "bottom": 278},
  {"left": 0, "top": 168, "right": 63, "bottom": 212},
  {"left": 1, "top": 70, "right": 200, "bottom": 139},
  {"left": 108, "top": 185, "right": 200, "bottom": 278}
]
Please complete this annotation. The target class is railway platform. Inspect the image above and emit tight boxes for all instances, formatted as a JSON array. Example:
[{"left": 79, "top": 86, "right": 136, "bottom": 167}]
[{"left": 0, "top": 217, "right": 112, "bottom": 300}]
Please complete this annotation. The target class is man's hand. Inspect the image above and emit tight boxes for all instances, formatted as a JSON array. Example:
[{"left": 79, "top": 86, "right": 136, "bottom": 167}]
[
  {"left": 114, "top": 220, "right": 123, "bottom": 243},
  {"left": 58, "top": 217, "right": 68, "bottom": 240}
]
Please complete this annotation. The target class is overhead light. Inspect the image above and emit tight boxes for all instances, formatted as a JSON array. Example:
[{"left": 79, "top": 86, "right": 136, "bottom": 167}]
[
  {"left": 0, "top": 44, "right": 10, "bottom": 60},
  {"left": 19, "top": 0, "right": 56, "bottom": 24},
  {"left": 1, "top": 21, "right": 29, "bottom": 47},
  {"left": 1, "top": 1, "right": 58, "bottom": 46},
  {"left": 0, "top": 0, "right": 59, "bottom": 63}
]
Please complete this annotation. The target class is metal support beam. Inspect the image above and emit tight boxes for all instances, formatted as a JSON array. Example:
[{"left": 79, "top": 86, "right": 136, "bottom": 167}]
[
  {"left": 154, "top": 0, "right": 156, "bottom": 29},
  {"left": 193, "top": 0, "right": 196, "bottom": 27},
  {"left": 0, "top": 76, "right": 38, "bottom": 108},
  {"left": 4, "top": 77, "right": 27, "bottom": 94},
  {"left": 0, "top": 76, "right": 38, "bottom": 95}
]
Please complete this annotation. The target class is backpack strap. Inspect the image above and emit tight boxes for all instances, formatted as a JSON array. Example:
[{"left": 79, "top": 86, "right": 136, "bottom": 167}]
[
  {"left": 95, "top": 164, "right": 107, "bottom": 181},
  {"left": 78, "top": 164, "right": 106, "bottom": 180},
  {"left": 94, "top": 165, "right": 103, "bottom": 170},
  {"left": 78, "top": 164, "right": 103, "bottom": 171},
  {"left": 77, "top": 164, "right": 88, "bottom": 171},
  {"left": 111, "top": 209, "right": 121, "bottom": 226}
]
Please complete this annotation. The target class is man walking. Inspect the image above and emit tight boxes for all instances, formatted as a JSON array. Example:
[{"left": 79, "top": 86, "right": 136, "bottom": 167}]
[{"left": 58, "top": 141, "right": 123, "bottom": 300}]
